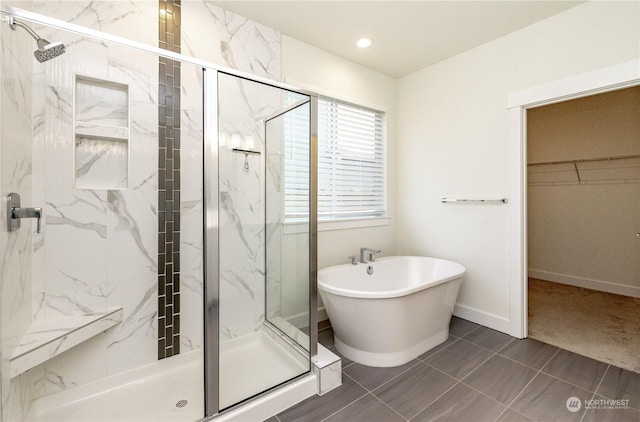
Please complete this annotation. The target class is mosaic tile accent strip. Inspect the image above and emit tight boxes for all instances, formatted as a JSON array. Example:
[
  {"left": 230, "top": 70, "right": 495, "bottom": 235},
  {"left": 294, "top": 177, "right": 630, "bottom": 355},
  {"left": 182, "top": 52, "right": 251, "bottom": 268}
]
[{"left": 158, "top": 0, "right": 181, "bottom": 359}]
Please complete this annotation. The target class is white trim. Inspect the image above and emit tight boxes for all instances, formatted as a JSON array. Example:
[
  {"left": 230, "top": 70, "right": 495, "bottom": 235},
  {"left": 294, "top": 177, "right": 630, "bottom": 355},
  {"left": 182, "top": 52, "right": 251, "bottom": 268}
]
[
  {"left": 507, "top": 107, "right": 527, "bottom": 339},
  {"left": 529, "top": 270, "right": 640, "bottom": 299},
  {"left": 507, "top": 60, "right": 640, "bottom": 108},
  {"left": 284, "top": 217, "right": 390, "bottom": 234},
  {"left": 507, "top": 59, "right": 640, "bottom": 339},
  {"left": 453, "top": 304, "right": 511, "bottom": 334},
  {"left": 319, "top": 216, "right": 390, "bottom": 232}
]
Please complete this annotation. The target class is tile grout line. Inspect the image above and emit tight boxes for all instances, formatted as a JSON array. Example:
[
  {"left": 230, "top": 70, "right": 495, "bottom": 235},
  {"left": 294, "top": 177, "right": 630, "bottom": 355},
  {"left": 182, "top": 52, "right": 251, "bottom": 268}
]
[
  {"left": 369, "top": 391, "right": 411, "bottom": 422},
  {"left": 402, "top": 328, "right": 513, "bottom": 419},
  {"left": 498, "top": 347, "right": 562, "bottom": 420},
  {"left": 455, "top": 342, "right": 523, "bottom": 421},
  {"left": 578, "top": 363, "right": 611, "bottom": 422},
  {"left": 587, "top": 364, "right": 640, "bottom": 412},
  {"left": 354, "top": 359, "right": 423, "bottom": 393},
  {"left": 459, "top": 348, "right": 500, "bottom": 382},
  {"left": 345, "top": 359, "right": 448, "bottom": 422},
  {"left": 403, "top": 360, "right": 495, "bottom": 421},
  {"left": 457, "top": 336, "right": 515, "bottom": 383},
  {"left": 316, "top": 372, "right": 381, "bottom": 422},
  {"left": 492, "top": 406, "right": 531, "bottom": 422},
  {"left": 538, "top": 367, "right": 606, "bottom": 396},
  {"left": 493, "top": 345, "right": 559, "bottom": 373},
  {"left": 416, "top": 337, "right": 461, "bottom": 363},
  {"left": 406, "top": 376, "right": 461, "bottom": 422},
  {"left": 454, "top": 378, "right": 517, "bottom": 418}
]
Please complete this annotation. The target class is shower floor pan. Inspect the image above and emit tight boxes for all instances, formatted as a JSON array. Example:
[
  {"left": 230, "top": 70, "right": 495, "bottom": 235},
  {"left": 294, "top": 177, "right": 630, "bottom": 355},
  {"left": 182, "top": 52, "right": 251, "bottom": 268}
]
[
  {"left": 26, "top": 328, "right": 310, "bottom": 421},
  {"left": 219, "top": 327, "right": 310, "bottom": 409},
  {"left": 27, "top": 350, "right": 204, "bottom": 421}
]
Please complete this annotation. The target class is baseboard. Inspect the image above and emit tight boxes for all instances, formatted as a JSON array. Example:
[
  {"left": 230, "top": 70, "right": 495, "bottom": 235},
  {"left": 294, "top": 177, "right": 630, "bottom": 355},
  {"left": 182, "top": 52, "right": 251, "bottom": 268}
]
[
  {"left": 453, "top": 304, "right": 511, "bottom": 335},
  {"left": 529, "top": 269, "right": 640, "bottom": 298}
]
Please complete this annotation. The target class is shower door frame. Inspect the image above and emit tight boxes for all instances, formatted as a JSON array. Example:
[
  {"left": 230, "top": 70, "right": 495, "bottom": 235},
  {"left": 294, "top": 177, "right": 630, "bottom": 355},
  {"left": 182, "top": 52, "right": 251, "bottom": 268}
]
[
  {"left": 203, "top": 68, "right": 220, "bottom": 416},
  {"left": 263, "top": 96, "right": 319, "bottom": 357},
  {"left": 203, "top": 70, "right": 319, "bottom": 417}
]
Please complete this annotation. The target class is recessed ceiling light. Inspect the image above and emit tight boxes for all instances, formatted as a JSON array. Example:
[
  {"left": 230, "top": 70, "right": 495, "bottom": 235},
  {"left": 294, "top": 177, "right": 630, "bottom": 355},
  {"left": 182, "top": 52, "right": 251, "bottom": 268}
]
[{"left": 356, "top": 37, "right": 373, "bottom": 49}]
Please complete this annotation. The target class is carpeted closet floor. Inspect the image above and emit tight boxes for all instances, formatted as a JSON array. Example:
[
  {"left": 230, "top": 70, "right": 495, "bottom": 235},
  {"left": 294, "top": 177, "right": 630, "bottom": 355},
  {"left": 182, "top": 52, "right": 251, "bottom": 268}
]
[{"left": 528, "top": 278, "right": 640, "bottom": 373}]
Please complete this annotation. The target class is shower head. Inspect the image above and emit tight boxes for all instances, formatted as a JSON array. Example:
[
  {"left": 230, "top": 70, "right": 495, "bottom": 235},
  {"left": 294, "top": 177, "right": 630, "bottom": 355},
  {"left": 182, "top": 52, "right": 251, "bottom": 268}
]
[
  {"left": 8, "top": 16, "right": 66, "bottom": 62},
  {"left": 33, "top": 40, "right": 66, "bottom": 63}
]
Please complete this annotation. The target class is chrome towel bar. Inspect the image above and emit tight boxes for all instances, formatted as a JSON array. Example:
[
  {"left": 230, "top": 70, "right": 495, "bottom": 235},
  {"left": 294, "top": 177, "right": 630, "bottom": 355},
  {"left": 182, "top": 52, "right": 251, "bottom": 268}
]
[{"left": 441, "top": 198, "right": 508, "bottom": 204}]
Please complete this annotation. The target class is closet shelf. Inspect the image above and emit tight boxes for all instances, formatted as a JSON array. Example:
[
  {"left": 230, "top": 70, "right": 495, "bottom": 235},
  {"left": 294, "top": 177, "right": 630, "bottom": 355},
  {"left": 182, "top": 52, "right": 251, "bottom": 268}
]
[
  {"left": 10, "top": 308, "right": 123, "bottom": 378},
  {"left": 528, "top": 154, "right": 640, "bottom": 186}
]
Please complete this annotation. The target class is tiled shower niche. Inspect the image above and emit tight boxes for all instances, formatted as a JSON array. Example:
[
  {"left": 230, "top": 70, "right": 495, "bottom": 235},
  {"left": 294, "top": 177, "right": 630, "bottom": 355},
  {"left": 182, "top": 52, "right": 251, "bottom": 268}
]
[{"left": 74, "top": 75, "right": 130, "bottom": 189}]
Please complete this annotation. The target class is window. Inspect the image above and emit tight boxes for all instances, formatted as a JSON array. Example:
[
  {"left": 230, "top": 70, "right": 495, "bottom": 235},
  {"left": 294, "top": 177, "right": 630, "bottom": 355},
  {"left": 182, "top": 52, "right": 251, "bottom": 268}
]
[{"left": 284, "top": 96, "right": 385, "bottom": 222}]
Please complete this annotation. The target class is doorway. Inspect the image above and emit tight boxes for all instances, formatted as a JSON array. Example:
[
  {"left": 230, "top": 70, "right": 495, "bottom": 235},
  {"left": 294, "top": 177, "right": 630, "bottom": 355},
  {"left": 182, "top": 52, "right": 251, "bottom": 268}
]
[
  {"left": 525, "top": 87, "right": 640, "bottom": 372},
  {"left": 506, "top": 59, "right": 640, "bottom": 341}
]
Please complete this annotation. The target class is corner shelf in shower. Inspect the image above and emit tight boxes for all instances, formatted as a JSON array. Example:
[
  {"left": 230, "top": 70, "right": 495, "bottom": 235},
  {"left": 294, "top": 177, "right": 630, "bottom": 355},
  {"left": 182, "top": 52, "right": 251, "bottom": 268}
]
[{"left": 10, "top": 308, "right": 123, "bottom": 378}]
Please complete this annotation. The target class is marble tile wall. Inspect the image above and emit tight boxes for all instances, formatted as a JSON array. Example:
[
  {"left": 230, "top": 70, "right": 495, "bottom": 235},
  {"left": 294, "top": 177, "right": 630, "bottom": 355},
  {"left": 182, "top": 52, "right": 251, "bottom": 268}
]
[
  {"left": 181, "top": 1, "right": 280, "bottom": 78},
  {"left": 30, "top": 32, "right": 160, "bottom": 396},
  {"left": 182, "top": 1, "right": 283, "bottom": 341},
  {"left": 1, "top": 3, "right": 39, "bottom": 419},
  {"left": 0, "top": 2, "right": 161, "bottom": 410},
  {"left": 218, "top": 74, "right": 267, "bottom": 339},
  {"left": 1, "top": 0, "right": 288, "bottom": 419}
]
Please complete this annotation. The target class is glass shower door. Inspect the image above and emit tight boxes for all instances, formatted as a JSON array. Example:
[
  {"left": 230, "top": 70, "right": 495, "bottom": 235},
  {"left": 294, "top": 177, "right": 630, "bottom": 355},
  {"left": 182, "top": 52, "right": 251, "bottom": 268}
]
[{"left": 216, "top": 72, "right": 312, "bottom": 410}]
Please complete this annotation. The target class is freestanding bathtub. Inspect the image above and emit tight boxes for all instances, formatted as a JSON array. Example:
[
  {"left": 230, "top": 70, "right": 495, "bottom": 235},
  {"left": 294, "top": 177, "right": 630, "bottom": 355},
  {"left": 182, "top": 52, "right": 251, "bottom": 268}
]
[{"left": 318, "top": 256, "right": 465, "bottom": 367}]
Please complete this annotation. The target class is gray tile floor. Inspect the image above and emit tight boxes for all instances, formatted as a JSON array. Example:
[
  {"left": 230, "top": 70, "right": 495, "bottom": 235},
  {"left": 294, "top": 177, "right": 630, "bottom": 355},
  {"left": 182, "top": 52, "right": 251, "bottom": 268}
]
[{"left": 267, "top": 317, "right": 640, "bottom": 422}]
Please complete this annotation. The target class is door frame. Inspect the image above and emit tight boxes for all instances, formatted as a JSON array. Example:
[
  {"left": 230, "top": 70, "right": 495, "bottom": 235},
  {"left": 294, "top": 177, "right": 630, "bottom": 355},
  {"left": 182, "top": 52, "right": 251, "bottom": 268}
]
[{"left": 506, "top": 59, "right": 640, "bottom": 339}]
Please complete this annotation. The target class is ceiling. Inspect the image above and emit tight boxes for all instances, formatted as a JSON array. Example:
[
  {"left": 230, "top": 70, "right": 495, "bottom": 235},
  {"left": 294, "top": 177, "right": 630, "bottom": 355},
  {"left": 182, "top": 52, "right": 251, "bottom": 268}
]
[{"left": 213, "top": 1, "right": 585, "bottom": 78}]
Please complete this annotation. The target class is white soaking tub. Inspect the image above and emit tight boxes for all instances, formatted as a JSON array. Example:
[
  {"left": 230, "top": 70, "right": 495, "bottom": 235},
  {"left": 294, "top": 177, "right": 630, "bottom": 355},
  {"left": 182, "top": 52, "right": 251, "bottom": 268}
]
[{"left": 318, "top": 256, "right": 465, "bottom": 367}]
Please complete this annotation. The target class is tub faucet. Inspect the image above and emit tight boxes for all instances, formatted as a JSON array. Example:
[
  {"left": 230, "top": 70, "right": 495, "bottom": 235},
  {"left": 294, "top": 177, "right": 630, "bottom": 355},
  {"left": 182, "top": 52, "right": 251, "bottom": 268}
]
[{"left": 360, "top": 247, "right": 381, "bottom": 263}]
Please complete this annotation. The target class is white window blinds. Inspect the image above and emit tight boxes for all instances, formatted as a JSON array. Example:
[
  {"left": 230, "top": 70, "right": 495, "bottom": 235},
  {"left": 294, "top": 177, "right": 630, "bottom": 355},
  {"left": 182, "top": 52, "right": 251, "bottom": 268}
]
[{"left": 284, "top": 96, "right": 385, "bottom": 222}]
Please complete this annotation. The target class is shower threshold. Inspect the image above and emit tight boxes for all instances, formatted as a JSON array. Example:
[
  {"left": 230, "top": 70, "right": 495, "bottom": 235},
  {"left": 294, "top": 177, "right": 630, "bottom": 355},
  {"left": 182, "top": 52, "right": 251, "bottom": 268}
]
[{"left": 219, "top": 325, "right": 310, "bottom": 410}]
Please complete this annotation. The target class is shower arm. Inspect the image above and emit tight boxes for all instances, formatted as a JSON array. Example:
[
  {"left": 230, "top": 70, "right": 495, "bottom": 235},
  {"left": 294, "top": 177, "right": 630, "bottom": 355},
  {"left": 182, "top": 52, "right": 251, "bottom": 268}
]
[{"left": 8, "top": 16, "right": 43, "bottom": 42}]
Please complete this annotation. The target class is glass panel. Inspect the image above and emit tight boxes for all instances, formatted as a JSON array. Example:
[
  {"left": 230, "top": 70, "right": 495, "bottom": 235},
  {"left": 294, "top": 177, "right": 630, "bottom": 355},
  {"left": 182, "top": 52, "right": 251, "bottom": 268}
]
[
  {"left": 1, "top": 20, "right": 204, "bottom": 421},
  {"left": 266, "top": 101, "right": 311, "bottom": 350},
  {"left": 217, "top": 72, "right": 311, "bottom": 409}
]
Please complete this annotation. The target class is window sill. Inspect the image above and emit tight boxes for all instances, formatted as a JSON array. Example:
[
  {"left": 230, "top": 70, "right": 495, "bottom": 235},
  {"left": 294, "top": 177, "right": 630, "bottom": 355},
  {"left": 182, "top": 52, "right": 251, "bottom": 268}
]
[{"left": 283, "top": 217, "right": 390, "bottom": 234}]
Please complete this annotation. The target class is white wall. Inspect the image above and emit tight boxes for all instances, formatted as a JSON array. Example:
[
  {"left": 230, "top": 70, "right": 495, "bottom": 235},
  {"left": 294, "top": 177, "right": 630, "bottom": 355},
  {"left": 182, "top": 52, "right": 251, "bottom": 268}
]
[
  {"left": 281, "top": 36, "right": 398, "bottom": 271},
  {"left": 396, "top": 1, "right": 640, "bottom": 331}
]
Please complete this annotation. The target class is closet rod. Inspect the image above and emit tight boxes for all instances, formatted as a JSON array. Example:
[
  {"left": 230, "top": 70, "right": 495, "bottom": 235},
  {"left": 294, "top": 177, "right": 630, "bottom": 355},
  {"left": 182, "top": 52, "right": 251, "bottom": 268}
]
[{"left": 528, "top": 154, "right": 640, "bottom": 167}]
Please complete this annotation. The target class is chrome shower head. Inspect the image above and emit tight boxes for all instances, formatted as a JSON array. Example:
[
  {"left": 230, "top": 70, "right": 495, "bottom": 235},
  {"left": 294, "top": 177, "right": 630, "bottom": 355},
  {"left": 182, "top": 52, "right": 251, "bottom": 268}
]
[
  {"left": 33, "top": 40, "right": 66, "bottom": 63},
  {"left": 8, "top": 16, "right": 66, "bottom": 62}
]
